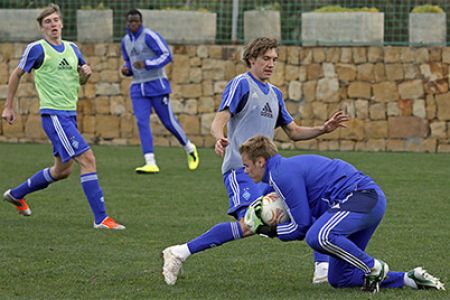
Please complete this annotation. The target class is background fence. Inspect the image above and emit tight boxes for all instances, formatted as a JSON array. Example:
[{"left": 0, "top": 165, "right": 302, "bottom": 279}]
[{"left": 0, "top": 0, "right": 449, "bottom": 45}]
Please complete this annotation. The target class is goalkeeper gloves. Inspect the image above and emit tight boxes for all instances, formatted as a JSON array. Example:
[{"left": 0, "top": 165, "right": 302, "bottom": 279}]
[
  {"left": 244, "top": 197, "right": 263, "bottom": 233},
  {"left": 256, "top": 225, "right": 278, "bottom": 238},
  {"left": 244, "top": 198, "right": 278, "bottom": 238}
]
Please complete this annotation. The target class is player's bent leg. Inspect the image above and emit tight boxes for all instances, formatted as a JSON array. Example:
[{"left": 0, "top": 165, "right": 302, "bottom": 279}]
[
  {"left": 152, "top": 95, "right": 200, "bottom": 170},
  {"left": 51, "top": 156, "right": 74, "bottom": 180},
  {"left": 3, "top": 163, "right": 64, "bottom": 217},
  {"left": 162, "top": 221, "right": 248, "bottom": 285}
]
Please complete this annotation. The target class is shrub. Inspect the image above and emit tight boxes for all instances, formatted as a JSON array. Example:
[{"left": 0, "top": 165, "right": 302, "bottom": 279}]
[
  {"left": 314, "top": 5, "right": 379, "bottom": 13},
  {"left": 411, "top": 5, "right": 444, "bottom": 14}
]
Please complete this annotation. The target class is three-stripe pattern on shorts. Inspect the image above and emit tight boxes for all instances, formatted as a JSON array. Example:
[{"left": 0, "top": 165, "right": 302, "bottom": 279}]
[
  {"left": 51, "top": 115, "right": 75, "bottom": 157},
  {"left": 228, "top": 170, "right": 240, "bottom": 207}
]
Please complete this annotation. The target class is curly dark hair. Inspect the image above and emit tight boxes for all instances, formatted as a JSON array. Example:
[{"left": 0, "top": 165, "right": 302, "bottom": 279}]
[{"left": 242, "top": 37, "right": 278, "bottom": 68}]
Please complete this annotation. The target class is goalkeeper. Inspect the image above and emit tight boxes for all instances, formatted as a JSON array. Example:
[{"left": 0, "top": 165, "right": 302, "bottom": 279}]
[
  {"left": 238, "top": 135, "right": 445, "bottom": 293},
  {"left": 162, "top": 37, "right": 348, "bottom": 285}
]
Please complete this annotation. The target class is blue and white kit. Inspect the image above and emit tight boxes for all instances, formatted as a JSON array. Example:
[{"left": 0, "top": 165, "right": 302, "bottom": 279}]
[
  {"left": 263, "top": 153, "right": 405, "bottom": 288},
  {"left": 19, "top": 40, "right": 89, "bottom": 162},
  {"left": 121, "top": 25, "right": 189, "bottom": 155}
]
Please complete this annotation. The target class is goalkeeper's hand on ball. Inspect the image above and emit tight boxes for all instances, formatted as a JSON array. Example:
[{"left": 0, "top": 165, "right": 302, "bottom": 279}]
[
  {"left": 244, "top": 197, "right": 264, "bottom": 233},
  {"left": 244, "top": 198, "right": 278, "bottom": 238}
]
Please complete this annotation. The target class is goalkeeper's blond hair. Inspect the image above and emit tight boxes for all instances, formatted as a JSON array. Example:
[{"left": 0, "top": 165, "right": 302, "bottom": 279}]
[{"left": 239, "top": 135, "right": 278, "bottom": 163}]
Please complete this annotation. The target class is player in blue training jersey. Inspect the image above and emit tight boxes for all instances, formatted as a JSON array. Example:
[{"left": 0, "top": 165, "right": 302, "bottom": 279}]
[
  {"left": 162, "top": 37, "right": 349, "bottom": 285},
  {"left": 1, "top": 4, "right": 125, "bottom": 230},
  {"left": 239, "top": 135, "right": 445, "bottom": 293},
  {"left": 120, "top": 9, "right": 199, "bottom": 174}
]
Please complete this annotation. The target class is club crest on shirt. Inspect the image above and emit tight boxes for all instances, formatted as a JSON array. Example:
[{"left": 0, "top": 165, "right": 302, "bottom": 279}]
[
  {"left": 260, "top": 102, "right": 273, "bottom": 118},
  {"left": 242, "top": 189, "right": 251, "bottom": 201}
]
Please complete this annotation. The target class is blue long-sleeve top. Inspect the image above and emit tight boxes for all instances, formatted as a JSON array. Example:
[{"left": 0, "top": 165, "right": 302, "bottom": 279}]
[
  {"left": 262, "top": 154, "right": 375, "bottom": 241},
  {"left": 121, "top": 25, "right": 172, "bottom": 97}
]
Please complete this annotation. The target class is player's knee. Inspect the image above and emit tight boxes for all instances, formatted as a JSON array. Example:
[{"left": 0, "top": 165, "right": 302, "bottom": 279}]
[
  {"left": 57, "top": 168, "right": 72, "bottom": 179},
  {"left": 305, "top": 230, "right": 322, "bottom": 251},
  {"left": 82, "top": 151, "right": 96, "bottom": 167},
  {"left": 52, "top": 168, "right": 71, "bottom": 180},
  {"left": 75, "top": 150, "right": 97, "bottom": 172}
]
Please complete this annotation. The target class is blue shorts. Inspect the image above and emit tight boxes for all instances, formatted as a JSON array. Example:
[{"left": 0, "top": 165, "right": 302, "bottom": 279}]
[
  {"left": 223, "top": 168, "right": 273, "bottom": 220},
  {"left": 41, "top": 114, "right": 90, "bottom": 163}
]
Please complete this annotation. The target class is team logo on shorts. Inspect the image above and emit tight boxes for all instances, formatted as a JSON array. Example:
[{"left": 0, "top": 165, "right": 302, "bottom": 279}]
[{"left": 70, "top": 136, "right": 79, "bottom": 149}]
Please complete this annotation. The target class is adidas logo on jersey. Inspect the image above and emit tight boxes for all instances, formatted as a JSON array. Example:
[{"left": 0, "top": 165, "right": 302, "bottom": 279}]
[
  {"left": 130, "top": 48, "right": 138, "bottom": 57},
  {"left": 58, "top": 58, "right": 72, "bottom": 70},
  {"left": 260, "top": 102, "right": 273, "bottom": 118}
]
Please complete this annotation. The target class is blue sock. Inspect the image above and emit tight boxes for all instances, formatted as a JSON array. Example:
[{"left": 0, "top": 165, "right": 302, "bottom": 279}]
[
  {"left": 187, "top": 222, "right": 243, "bottom": 254},
  {"left": 11, "top": 168, "right": 55, "bottom": 199},
  {"left": 80, "top": 173, "right": 107, "bottom": 224}
]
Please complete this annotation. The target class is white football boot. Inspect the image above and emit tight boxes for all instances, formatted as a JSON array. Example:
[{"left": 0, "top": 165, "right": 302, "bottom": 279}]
[
  {"left": 162, "top": 245, "right": 184, "bottom": 285},
  {"left": 407, "top": 267, "right": 445, "bottom": 290},
  {"left": 312, "top": 262, "right": 329, "bottom": 284}
]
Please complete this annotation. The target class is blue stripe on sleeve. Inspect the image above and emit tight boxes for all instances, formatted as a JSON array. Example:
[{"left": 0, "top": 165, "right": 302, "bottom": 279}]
[
  {"left": 272, "top": 85, "right": 294, "bottom": 127},
  {"left": 69, "top": 42, "right": 86, "bottom": 66},
  {"left": 219, "top": 74, "right": 249, "bottom": 115},
  {"left": 18, "top": 42, "right": 44, "bottom": 72},
  {"left": 143, "top": 29, "right": 172, "bottom": 69}
]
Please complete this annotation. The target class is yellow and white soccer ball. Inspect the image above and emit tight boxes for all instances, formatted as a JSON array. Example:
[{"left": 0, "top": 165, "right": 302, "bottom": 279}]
[{"left": 260, "top": 192, "right": 290, "bottom": 226}]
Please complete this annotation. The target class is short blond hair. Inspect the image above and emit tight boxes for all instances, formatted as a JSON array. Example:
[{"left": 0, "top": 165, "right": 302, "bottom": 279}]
[
  {"left": 242, "top": 37, "right": 278, "bottom": 68},
  {"left": 37, "top": 3, "right": 62, "bottom": 26},
  {"left": 239, "top": 135, "right": 278, "bottom": 162}
]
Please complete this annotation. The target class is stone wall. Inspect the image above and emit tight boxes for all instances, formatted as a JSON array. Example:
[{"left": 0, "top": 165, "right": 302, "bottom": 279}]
[{"left": 1, "top": 43, "right": 450, "bottom": 153}]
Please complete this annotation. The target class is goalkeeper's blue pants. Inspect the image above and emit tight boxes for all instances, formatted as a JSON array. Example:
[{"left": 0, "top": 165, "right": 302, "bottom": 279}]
[{"left": 305, "top": 186, "right": 404, "bottom": 288}]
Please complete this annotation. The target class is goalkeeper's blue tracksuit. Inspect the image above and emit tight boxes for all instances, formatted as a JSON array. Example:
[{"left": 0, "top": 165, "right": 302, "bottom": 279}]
[
  {"left": 121, "top": 25, "right": 189, "bottom": 155},
  {"left": 264, "top": 153, "right": 405, "bottom": 288}
]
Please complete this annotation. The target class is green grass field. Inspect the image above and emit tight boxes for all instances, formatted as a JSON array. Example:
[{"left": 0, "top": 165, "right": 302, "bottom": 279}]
[{"left": 0, "top": 143, "right": 449, "bottom": 299}]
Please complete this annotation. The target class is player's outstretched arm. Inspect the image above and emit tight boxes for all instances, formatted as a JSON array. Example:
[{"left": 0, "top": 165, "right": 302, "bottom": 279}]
[
  {"left": 322, "top": 111, "right": 349, "bottom": 133},
  {"left": 2, "top": 67, "right": 25, "bottom": 124},
  {"left": 282, "top": 110, "right": 349, "bottom": 141}
]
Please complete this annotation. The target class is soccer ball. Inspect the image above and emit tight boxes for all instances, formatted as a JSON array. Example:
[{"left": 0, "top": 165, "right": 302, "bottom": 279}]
[{"left": 260, "top": 192, "right": 289, "bottom": 226}]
